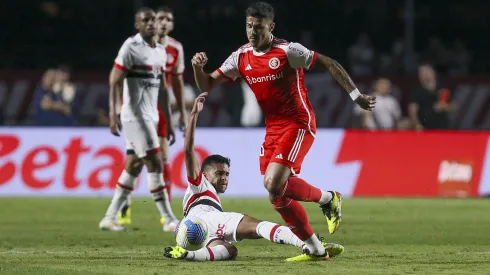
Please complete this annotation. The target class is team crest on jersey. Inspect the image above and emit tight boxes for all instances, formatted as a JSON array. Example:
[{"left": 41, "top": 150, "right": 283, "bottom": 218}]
[{"left": 269, "top": 57, "right": 280, "bottom": 69}]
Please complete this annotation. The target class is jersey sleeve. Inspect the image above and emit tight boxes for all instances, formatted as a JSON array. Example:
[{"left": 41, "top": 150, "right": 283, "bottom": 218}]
[
  {"left": 114, "top": 41, "right": 133, "bottom": 72},
  {"left": 172, "top": 45, "right": 185, "bottom": 75},
  {"left": 187, "top": 172, "right": 205, "bottom": 193},
  {"left": 217, "top": 51, "right": 241, "bottom": 81},
  {"left": 286, "top": 42, "right": 318, "bottom": 70}
]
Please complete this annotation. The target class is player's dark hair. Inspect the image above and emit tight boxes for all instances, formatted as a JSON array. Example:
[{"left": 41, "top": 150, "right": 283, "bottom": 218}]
[
  {"left": 201, "top": 155, "right": 231, "bottom": 172},
  {"left": 245, "top": 2, "right": 274, "bottom": 21},
  {"left": 135, "top": 6, "right": 154, "bottom": 17},
  {"left": 156, "top": 6, "right": 173, "bottom": 14}
]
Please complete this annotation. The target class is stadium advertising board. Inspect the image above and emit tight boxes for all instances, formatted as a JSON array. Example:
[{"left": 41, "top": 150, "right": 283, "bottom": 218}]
[{"left": 0, "top": 128, "right": 489, "bottom": 197}]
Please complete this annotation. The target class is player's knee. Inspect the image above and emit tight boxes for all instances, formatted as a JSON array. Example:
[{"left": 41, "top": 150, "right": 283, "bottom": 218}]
[
  {"left": 144, "top": 153, "right": 162, "bottom": 173},
  {"left": 126, "top": 156, "right": 143, "bottom": 175},
  {"left": 263, "top": 174, "right": 282, "bottom": 196}
]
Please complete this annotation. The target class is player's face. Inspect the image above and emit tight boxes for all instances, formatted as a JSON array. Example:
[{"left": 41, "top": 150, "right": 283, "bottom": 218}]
[
  {"left": 135, "top": 11, "right": 156, "bottom": 38},
  {"left": 246, "top": 16, "right": 275, "bottom": 49},
  {"left": 204, "top": 163, "right": 230, "bottom": 193},
  {"left": 156, "top": 11, "right": 174, "bottom": 36}
]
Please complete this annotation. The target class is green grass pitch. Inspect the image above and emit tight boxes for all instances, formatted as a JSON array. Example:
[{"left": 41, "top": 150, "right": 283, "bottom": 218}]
[{"left": 1, "top": 197, "right": 490, "bottom": 275}]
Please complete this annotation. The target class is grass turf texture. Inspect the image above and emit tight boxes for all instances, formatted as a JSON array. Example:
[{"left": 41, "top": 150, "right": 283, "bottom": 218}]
[{"left": 1, "top": 198, "right": 490, "bottom": 275}]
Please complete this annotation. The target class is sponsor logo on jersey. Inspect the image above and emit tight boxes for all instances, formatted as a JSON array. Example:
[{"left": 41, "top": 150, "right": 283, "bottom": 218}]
[
  {"left": 269, "top": 57, "right": 280, "bottom": 69},
  {"left": 288, "top": 44, "right": 304, "bottom": 56},
  {"left": 140, "top": 80, "right": 160, "bottom": 89},
  {"left": 245, "top": 71, "right": 284, "bottom": 84}
]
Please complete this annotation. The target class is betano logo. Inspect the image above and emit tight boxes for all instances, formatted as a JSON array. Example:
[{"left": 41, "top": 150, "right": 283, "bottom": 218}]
[
  {"left": 246, "top": 71, "right": 284, "bottom": 85},
  {"left": 438, "top": 160, "right": 473, "bottom": 183}
]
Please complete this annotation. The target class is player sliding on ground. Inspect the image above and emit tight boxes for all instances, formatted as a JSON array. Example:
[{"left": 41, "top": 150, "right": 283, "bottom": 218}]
[
  {"left": 191, "top": 1, "right": 376, "bottom": 261},
  {"left": 164, "top": 93, "right": 344, "bottom": 261}
]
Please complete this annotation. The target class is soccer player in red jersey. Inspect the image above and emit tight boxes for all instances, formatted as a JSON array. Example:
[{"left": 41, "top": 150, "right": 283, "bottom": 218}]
[
  {"left": 191, "top": 2, "right": 376, "bottom": 261},
  {"left": 118, "top": 6, "right": 187, "bottom": 231}
]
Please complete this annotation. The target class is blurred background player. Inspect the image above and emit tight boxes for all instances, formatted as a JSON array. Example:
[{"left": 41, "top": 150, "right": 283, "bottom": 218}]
[
  {"left": 118, "top": 6, "right": 187, "bottom": 230},
  {"left": 191, "top": 1, "right": 376, "bottom": 261},
  {"left": 164, "top": 93, "right": 345, "bottom": 261},
  {"left": 99, "top": 7, "right": 178, "bottom": 232}
]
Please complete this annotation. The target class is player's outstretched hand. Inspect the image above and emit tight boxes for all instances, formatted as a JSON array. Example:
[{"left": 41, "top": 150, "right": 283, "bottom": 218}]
[
  {"left": 191, "top": 52, "right": 208, "bottom": 67},
  {"left": 109, "top": 114, "right": 122, "bottom": 136},
  {"left": 355, "top": 94, "right": 376, "bottom": 111},
  {"left": 191, "top": 92, "right": 208, "bottom": 114}
]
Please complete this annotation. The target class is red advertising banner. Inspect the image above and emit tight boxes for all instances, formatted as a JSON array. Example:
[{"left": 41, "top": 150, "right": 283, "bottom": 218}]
[{"left": 0, "top": 128, "right": 489, "bottom": 198}]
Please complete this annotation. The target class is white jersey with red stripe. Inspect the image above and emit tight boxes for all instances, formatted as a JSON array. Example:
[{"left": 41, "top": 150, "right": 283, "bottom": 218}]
[
  {"left": 183, "top": 172, "right": 223, "bottom": 216},
  {"left": 217, "top": 36, "right": 318, "bottom": 133},
  {"left": 114, "top": 33, "right": 167, "bottom": 122}
]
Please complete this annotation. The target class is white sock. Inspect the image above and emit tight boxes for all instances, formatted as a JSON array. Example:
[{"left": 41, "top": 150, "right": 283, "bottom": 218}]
[
  {"left": 319, "top": 191, "right": 333, "bottom": 205},
  {"left": 303, "top": 234, "right": 326, "bottom": 255},
  {"left": 186, "top": 245, "right": 231, "bottom": 261},
  {"left": 105, "top": 184, "right": 132, "bottom": 219},
  {"left": 256, "top": 221, "right": 304, "bottom": 248},
  {"left": 148, "top": 172, "right": 177, "bottom": 222}
]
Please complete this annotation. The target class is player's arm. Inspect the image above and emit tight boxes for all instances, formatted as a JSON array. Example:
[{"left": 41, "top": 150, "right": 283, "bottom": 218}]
[
  {"left": 191, "top": 51, "right": 240, "bottom": 93},
  {"left": 315, "top": 54, "right": 375, "bottom": 110},
  {"left": 172, "top": 47, "right": 188, "bottom": 131},
  {"left": 159, "top": 73, "right": 176, "bottom": 145},
  {"left": 108, "top": 66, "right": 125, "bottom": 136},
  {"left": 184, "top": 93, "right": 208, "bottom": 180}
]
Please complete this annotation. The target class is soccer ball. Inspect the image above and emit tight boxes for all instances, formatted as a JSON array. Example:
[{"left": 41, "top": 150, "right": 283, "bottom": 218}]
[{"left": 174, "top": 216, "right": 208, "bottom": 250}]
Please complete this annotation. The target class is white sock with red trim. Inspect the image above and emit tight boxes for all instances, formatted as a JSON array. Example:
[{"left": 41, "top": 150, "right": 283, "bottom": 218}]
[
  {"left": 104, "top": 170, "right": 135, "bottom": 219},
  {"left": 256, "top": 221, "right": 304, "bottom": 249},
  {"left": 148, "top": 172, "right": 177, "bottom": 222},
  {"left": 186, "top": 245, "right": 231, "bottom": 261}
]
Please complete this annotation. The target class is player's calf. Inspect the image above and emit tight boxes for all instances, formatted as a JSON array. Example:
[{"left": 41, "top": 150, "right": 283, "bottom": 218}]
[{"left": 144, "top": 150, "right": 179, "bottom": 230}]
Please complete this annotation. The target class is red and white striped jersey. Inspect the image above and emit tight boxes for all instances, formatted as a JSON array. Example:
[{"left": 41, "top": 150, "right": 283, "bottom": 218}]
[
  {"left": 183, "top": 172, "right": 223, "bottom": 216},
  {"left": 161, "top": 36, "right": 185, "bottom": 85},
  {"left": 114, "top": 33, "right": 167, "bottom": 122},
  {"left": 217, "top": 36, "right": 318, "bottom": 134}
]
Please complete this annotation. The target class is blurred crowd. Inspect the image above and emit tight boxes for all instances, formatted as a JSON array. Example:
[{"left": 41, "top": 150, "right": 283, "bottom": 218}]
[{"left": 4, "top": 0, "right": 489, "bottom": 129}]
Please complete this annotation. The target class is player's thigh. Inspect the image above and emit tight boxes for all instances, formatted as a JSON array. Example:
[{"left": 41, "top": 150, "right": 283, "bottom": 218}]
[
  {"left": 122, "top": 119, "right": 160, "bottom": 159},
  {"left": 235, "top": 214, "right": 262, "bottom": 240},
  {"left": 203, "top": 211, "right": 245, "bottom": 244},
  {"left": 272, "top": 128, "right": 314, "bottom": 175},
  {"left": 207, "top": 239, "right": 238, "bottom": 259}
]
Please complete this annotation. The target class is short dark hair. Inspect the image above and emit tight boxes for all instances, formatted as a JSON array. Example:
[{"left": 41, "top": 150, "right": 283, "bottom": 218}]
[
  {"left": 156, "top": 6, "right": 173, "bottom": 14},
  {"left": 136, "top": 6, "right": 154, "bottom": 14},
  {"left": 201, "top": 155, "right": 231, "bottom": 172},
  {"left": 246, "top": 2, "right": 274, "bottom": 21}
]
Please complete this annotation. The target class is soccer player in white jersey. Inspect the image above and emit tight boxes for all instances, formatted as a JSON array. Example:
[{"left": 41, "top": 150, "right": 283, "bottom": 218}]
[
  {"left": 118, "top": 5, "right": 187, "bottom": 231},
  {"left": 163, "top": 93, "right": 344, "bottom": 261},
  {"left": 99, "top": 7, "right": 179, "bottom": 232}
]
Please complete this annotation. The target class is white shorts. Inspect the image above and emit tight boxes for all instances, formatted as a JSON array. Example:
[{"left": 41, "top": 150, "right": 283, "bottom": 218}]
[
  {"left": 122, "top": 119, "right": 160, "bottom": 158},
  {"left": 187, "top": 210, "right": 245, "bottom": 245}
]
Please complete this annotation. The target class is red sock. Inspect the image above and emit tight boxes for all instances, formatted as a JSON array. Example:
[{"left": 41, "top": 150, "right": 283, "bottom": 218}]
[
  {"left": 271, "top": 197, "right": 314, "bottom": 240},
  {"left": 279, "top": 177, "right": 322, "bottom": 203},
  {"left": 163, "top": 163, "right": 172, "bottom": 202}
]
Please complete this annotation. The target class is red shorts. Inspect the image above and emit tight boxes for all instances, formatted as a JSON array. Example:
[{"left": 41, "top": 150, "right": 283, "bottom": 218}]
[
  {"left": 157, "top": 106, "right": 168, "bottom": 138},
  {"left": 259, "top": 127, "right": 315, "bottom": 175}
]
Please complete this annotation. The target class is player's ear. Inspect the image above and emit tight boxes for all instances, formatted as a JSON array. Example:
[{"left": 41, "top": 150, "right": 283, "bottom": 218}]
[{"left": 269, "top": 22, "right": 275, "bottom": 32}]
